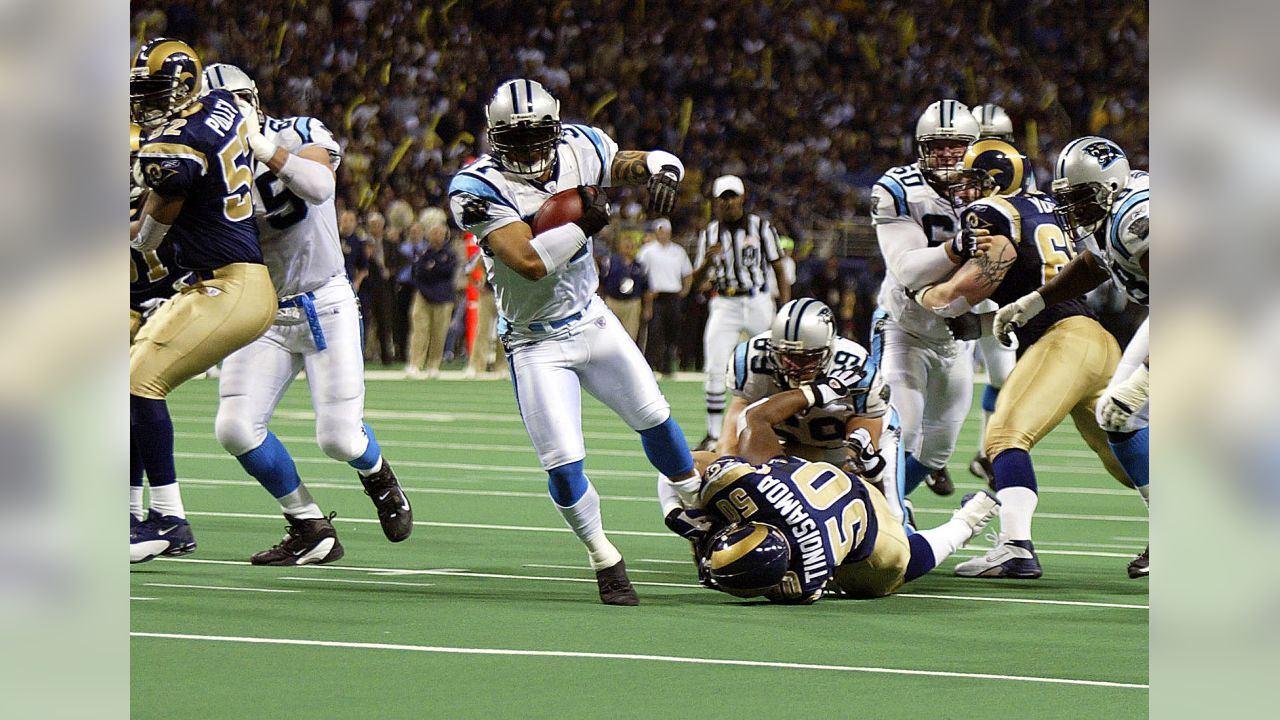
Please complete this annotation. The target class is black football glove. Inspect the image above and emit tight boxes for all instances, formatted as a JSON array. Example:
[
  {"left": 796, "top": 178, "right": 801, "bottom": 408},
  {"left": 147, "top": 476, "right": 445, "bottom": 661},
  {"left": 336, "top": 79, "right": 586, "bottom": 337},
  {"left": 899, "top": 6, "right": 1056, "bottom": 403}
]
[
  {"left": 949, "top": 227, "right": 980, "bottom": 262},
  {"left": 944, "top": 312, "right": 983, "bottom": 341},
  {"left": 646, "top": 166, "right": 681, "bottom": 215},
  {"left": 572, "top": 185, "right": 611, "bottom": 237},
  {"left": 845, "top": 428, "right": 887, "bottom": 479},
  {"left": 664, "top": 507, "right": 712, "bottom": 544}
]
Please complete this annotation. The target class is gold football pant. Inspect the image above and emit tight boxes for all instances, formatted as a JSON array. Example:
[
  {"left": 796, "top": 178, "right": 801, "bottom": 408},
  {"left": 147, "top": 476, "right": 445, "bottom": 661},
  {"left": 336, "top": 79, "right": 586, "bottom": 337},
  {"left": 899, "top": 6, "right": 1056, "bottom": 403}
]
[
  {"left": 831, "top": 478, "right": 911, "bottom": 599},
  {"left": 130, "top": 263, "right": 276, "bottom": 399},
  {"left": 984, "top": 315, "right": 1130, "bottom": 486}
]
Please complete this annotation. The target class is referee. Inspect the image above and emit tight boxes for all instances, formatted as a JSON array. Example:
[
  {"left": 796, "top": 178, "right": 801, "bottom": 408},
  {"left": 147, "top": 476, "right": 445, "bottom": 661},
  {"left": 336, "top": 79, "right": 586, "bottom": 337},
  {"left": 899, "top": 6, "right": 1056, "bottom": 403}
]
[{"left": 689, "top": 175, "right": 790, "bottom": 451}]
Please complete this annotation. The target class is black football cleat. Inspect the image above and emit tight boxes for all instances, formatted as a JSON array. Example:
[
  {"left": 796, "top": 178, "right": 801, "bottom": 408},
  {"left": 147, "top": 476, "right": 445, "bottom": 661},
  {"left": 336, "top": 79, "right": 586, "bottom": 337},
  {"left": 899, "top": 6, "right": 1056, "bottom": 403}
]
[
  {"left": 694, "top": 434, "right": 719, "bottom": 452},
  {"left": 1127, "top": 545, "right": 1149, "bottom": 578},
  {"left": 359, "top": 460, "right": 413, "bottom": 542},
  {"left": 969, "top": 453, "right": 996, "bottom": 491},
  {"left": 925, "top": 466, "right": 955, "bottom": 496},
  {"left": 595, "top": 559, "right": 639, "bottom": 605},
  {"left": 251, "top": 512, "right": 345, "bottom": 566}
]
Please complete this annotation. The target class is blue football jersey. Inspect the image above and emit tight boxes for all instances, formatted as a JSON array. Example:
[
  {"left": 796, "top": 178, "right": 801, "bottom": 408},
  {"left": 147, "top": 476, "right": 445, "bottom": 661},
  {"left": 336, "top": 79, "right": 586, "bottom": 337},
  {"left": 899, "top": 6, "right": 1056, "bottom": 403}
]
[
  {"left": 699, "top": 455, "right": 879, "bottom": 603},
  {"left": 136, "top": 88, "right": 262, "bottom": 272}
]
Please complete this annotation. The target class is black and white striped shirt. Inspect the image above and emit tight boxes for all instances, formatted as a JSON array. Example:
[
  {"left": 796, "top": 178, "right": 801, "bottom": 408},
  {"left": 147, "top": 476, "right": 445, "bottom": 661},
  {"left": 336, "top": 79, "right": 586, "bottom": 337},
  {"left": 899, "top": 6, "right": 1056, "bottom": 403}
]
[{"left": 694, "top": 214, "right": 781, "bottom": 294}]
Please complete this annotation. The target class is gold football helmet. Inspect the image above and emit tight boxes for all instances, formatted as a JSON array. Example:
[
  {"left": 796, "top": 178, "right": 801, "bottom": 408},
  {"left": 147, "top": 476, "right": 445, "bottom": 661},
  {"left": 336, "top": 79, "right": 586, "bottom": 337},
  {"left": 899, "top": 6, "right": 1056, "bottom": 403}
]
[{"left": 130, "top": 38, "right": 203, "bottom": 129}]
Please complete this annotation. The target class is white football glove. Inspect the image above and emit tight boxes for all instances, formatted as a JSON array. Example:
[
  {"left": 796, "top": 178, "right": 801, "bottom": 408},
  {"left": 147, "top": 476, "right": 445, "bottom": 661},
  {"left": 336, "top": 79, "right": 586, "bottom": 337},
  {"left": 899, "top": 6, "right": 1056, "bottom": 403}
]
[
  {"left": 235, "top": 98, "right": 277, "bottom": 163},
  {"left": 1098, "top": 364, "right": 1149, "bottom": 433},
  {"left": 993, "top": 291, "right": 1045, "bottom": 348},
  {"left": 845, "top": 428, "right": 887, "bottom": 479}
]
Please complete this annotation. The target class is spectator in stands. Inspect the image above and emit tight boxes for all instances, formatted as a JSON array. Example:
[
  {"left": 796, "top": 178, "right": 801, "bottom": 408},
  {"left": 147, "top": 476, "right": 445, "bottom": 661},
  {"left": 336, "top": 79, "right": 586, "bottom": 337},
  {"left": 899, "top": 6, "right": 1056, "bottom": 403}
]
[
  {"left": 600, "top": 232, "right": 649, "bottom": 342},
  {"left": 405, "top": 222, "right": 457, "bottom": 379},
  {"left": 361, "top": 211, "right": 396, "bottom": 365}
]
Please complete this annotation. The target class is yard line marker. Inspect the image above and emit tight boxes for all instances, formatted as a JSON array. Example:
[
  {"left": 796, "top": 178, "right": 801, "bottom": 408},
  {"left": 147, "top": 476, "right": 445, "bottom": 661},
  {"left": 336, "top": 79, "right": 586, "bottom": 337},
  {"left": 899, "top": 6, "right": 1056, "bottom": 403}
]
[
  {"left": 278, "top": 576, "right": 435, "bottom": 588},
  {"left": 524, "top": 563, "right": 677, "bottom": 575},
  {"left": 129, "top": 632, "right": 1147, "bottom": 689},
  {"left": 131, "top": 596, "right": 157, "bottom": 601},
  {"left": 143, "top": 582, "right": 300, "bottom": 594},
  {"left": 896, "top": 593, "right": 1147, "bottom": 610}
]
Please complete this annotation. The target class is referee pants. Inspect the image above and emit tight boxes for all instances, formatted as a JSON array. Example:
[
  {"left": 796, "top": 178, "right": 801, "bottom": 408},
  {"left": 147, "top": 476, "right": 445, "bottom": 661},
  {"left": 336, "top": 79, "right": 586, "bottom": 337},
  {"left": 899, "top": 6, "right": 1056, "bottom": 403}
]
[{"left": 703, "top": 292, "right": 775, "bottom": 405}]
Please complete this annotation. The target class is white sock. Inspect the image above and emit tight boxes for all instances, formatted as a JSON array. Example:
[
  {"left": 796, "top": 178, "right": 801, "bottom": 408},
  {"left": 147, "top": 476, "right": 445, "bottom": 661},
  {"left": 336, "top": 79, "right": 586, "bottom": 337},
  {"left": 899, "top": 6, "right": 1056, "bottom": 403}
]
[
  {"left": 357, "top": 456, "right": 383, "bottom": 477},
  {"left": 555, "top": 483, "right": 621, "bottom": 571},
  {"left": 915, "top": 518, "right": 974, "bottom": 564},
  {"left": 278, "top": 484, "right": 324, "bottom": 520},
  {"left": 656, "top": 474, "right": 681, "bottom": 516},
  {"left": 149, "top": 483, "right": 186, "bottom": 519},
  {"left": 978, "top": 411, "right": 991, "bottom": 458},
  {"left": 1137, "top": 483, "right": 1149, "bottom": 507},
  {"left": 996, "top": 486, "right": 1038, "bottom": 541},
  {"left": 706, "top": 412, "right": 723, "bottom": 438},
  {"left": 130, "top": 486, "right": 145, "bottom": 521}
]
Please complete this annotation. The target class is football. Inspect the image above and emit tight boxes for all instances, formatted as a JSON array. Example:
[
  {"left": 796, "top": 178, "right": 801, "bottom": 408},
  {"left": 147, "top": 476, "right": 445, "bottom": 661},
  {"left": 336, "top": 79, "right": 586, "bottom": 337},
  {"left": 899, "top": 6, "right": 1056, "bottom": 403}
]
[{"left": 530, "top": 188, "right": 584, "bottom": 234}]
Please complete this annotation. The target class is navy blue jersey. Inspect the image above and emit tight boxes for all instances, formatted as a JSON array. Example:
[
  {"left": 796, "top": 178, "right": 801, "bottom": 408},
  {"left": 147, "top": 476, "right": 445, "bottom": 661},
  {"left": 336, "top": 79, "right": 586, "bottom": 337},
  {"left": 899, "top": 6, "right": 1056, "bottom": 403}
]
[
  {"left": 699, "top": 455, "right": 878, "bottom": 603},
  {"left": 136, "top": 88, "right": 262, "bottom": 272},
  {"left": 130, "top": 239, "right": 182, "bottom": 308},
  {"left": 960, "top": 194, "right": 1094, "bottom": 350}
]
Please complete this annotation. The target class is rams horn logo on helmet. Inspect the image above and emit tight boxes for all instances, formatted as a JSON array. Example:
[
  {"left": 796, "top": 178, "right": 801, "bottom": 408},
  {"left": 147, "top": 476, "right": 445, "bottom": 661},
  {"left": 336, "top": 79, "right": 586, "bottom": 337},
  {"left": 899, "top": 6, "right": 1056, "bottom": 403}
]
[{"left": 1083, "top": 141, "right": 1124, "bottom": 170}]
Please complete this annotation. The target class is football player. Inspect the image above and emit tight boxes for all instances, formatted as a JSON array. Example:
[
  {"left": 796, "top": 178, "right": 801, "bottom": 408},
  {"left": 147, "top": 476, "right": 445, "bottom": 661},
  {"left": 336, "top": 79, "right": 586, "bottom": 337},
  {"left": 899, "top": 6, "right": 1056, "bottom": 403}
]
[
  {"left": 870, "top": 100, "right": 987, "bottom": 498},
  {"left": 203, "top": 64, "right": 411, "bottom": 565},
  {"left": 129, "top": 39, "right": 277, "bottom": 563},
  {"left": 130, "top": 122, "right": 188, "bottom": 547},
  {"left": 693, "top": 299, "right": 911, "bottom": 528},
  {"left": 448, "top": 79, "right": 700, "bottom": 605},
  {"left": 689, "top": 377, "right": 1000, "bottom": 604},
  {"left": 994, "top": 137, "right": 1150, "bottom": 577},
  {"left": 966, "top": 103, "right": 1023, "bottom": 486},
  {"left": 911, "top": 139, "right": 1134, "bottom": 578}
]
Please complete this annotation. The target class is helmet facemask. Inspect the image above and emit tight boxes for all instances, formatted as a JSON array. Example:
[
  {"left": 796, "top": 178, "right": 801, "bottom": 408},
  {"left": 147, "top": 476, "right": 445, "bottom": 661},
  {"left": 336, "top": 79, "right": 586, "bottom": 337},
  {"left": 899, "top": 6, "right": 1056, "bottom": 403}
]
[
  {"left": 947, "top": 167, "right": 996, "bottom": 208},
  {"left": 130, "top": 70, "right": 191, "bottom": 129},
  {"left": 917, "top": 138, "right": 970, "bottom": 189},
  {"left": 1052, "top": 181, "right": 1111, "bottom": 242},
  {"left": 770, "top": 341, "right": 832, "bottom": 388},
  {"left": 488, "top": 120, "right": 561, "bottom": 178}
]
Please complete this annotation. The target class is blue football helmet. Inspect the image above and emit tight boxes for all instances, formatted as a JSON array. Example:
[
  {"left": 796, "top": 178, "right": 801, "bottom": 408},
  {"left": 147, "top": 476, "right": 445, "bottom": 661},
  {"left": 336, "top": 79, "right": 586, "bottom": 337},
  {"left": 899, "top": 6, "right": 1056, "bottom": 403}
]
[
  {"left": 947, "top": 138, "right": 1030, "bottom": 206},
  {"left": 702, "top": 522, "right": 791, "bottom": 598},
  {"left": 130, "top": 38, "right": 203, "bottom": 129}
]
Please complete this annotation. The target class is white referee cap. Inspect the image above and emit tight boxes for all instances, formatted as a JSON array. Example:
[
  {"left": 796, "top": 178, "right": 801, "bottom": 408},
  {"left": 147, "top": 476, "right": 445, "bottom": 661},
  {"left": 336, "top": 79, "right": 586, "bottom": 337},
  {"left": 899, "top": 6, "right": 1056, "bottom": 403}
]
[{"left": 712, "top": 175, "right": 745, "bottom": 198}]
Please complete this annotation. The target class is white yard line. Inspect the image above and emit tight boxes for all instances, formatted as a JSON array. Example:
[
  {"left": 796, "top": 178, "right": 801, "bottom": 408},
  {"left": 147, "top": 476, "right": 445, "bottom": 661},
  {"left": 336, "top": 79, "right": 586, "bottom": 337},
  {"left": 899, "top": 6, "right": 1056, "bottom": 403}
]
[
  {"left": 278, "top": 576, "right": 435, "bottom": 588},
  {"left": 143, "top": 582, "right": 300, "bottom": 594},
  {"left": 129, "top": 632, "right": 1147, "bottom": 689},
  {"left": 523, "top": 563, "right": 678, "bottom": 575}
]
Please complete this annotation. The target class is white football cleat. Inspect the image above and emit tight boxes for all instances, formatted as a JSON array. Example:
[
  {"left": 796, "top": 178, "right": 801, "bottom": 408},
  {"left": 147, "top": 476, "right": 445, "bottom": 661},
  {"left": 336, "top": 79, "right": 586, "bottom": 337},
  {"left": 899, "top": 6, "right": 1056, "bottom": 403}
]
[
  {"left": 953, "top": 491, "right": 1001, "bottom": 541},
  {"left": 954, "top": 533, "right": 1042, "bottom": 579}
]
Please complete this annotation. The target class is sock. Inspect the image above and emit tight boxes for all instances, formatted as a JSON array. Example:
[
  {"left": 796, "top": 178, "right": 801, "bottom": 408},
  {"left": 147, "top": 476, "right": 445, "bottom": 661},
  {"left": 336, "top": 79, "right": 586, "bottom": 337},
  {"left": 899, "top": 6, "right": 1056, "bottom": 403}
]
[
  {"left": 1107, "top": 428, "right": 1149, "bottom": 507},
  {"left": 236, "top": 431, "right": 302, "bottom": 498},
  {"left": 130, "top": 435, "right": 145, "bottom": 521},
  {"left": 903, "top": 454, "right": 932, "bottom": 495},
  {"left": 547, "top": 460, "right": 589, "bottom": 506},
  {"left": 149, "top": 483, "right": 186, "bottom": 519},
  {"left": 979, "top": 385, "right": 999, "bottom": 458},
  {"left": 278, "top": 484, "right": 324, "bottom": 520},
  {"left": 706, "top": 411, "right": 723, "bottom": 439},
  {"left": 554, "top": 483, "right": 621, "bottom": 570},
  {"left": 913, "top": 517, "right": 975, "bottom": 571},
  {"left": 992, "top": 449, "right": 1038, "bottom": 540},
  {"left": 131, "top": 394, "right": 176, "bottom": 486},
  {"left": 904, "top": 533, "right": 938, "bottom": 582},
  {"left": 638, "top": 416, "right": 695, "bottom": 477},
  {"left": 130, "top": 485, "right": 145, "bottom": 522},
  {"left": 351, "top": 423, "right": 383, "bottom": 475}
]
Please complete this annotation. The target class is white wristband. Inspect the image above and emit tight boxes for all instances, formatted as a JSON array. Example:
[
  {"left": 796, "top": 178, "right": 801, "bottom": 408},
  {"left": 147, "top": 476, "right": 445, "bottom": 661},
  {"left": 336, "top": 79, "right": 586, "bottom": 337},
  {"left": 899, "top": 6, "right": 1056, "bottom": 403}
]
[
  {"left": 528, "top": 223, "right": 588, "bottom": 275},
  {"left": 131, "top": 215, "right": 171, "bottom": 252},
  {"left": 646, "top": 150, "right": 684, "bottom": 180}
]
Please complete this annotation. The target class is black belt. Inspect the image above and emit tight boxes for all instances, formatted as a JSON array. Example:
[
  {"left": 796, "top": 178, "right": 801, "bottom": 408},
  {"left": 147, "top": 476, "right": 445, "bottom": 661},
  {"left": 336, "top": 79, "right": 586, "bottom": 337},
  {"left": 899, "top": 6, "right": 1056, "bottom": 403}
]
[{"left": 718, "top": 286, "right": 758, "bottom": 298}]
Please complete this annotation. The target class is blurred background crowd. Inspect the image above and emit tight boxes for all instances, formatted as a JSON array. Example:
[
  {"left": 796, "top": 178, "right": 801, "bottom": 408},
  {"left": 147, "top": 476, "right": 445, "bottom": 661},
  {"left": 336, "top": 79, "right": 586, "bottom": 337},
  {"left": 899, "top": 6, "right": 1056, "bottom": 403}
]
[{"left": 130, "top": 0, "right": 1148, "bottom": 370}]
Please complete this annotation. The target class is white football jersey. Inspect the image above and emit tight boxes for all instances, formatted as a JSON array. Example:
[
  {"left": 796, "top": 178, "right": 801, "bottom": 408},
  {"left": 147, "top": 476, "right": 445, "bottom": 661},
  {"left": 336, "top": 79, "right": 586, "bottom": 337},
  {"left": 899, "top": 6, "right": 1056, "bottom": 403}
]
[
  {"left": 728, "top": 332, "right": 889, "bottom": 451},
  {"left": 870, "top": 162, "right": 963, "bottom": 343},
  {"left": 254, "top": 116, "right": 344, "bottom": 297},
  {"left": 1084, "top": 170, "right": 1149, "bottom": 306},
  {"left": 448, "top": 124, "right": 618, "bottom": 334}
]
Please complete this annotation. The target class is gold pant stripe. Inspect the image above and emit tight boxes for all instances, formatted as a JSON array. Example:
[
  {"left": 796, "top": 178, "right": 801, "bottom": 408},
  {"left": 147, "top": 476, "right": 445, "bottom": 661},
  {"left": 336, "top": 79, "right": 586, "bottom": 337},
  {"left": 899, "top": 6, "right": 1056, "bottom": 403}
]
[
  {"left": 130, "top": 263, "right": 276, "bottom": 399},
  {"left": 831, "top": 478, "right": 910, "bottom": 598},
  {"left": 984, "top": 315, "right": 1129, "bottom": 485}
]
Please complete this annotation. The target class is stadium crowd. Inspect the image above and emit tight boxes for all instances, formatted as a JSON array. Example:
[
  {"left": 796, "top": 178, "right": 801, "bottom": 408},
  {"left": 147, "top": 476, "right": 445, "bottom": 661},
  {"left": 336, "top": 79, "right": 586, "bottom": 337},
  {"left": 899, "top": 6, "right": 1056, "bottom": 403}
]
[{"left": 131, "top": 0, "right": 1148, "bottom": 367}]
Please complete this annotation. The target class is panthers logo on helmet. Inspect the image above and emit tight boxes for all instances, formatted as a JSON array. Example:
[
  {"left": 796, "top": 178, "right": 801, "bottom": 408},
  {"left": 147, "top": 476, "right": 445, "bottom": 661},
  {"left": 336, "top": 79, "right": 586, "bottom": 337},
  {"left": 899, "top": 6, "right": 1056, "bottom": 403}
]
[{"left": 1083, "top": 141, "right": 1124, "bottom": 170}]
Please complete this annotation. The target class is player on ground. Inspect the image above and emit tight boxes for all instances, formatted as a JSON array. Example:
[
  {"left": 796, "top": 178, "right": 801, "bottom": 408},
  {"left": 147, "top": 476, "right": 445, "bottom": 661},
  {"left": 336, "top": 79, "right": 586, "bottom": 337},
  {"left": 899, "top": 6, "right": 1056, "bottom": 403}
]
[
  {"left": 911, "top": 139, "right": 1133, "bottom": 578},
  {"left": 966, "top": 103, "right": 1022, "bottom": 485},
  {"left": 689, "top": 175, "right": 790, "bottom": 451},
  {"left": 129, "top": 39, "right": 277, "bottom": 563},
  {"left": 870, "top": 99, "right": 985, "bottom": 499},
  {"left": 688, "top": 377, "right": 999, "bottom": 604},
  {"left": 994, "top": 137, "right": 1150, "bottom": 577},
  {"left": 448, "top": 79, "right": 701, "bottom": 605},
  {"left": 204, "top": 64, "right": 411, "bottom": 565}
]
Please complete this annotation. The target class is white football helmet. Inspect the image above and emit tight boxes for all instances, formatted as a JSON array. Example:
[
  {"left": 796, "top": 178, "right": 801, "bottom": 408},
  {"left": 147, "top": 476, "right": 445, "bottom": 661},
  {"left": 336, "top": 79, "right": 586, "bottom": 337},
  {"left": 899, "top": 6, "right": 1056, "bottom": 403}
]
[
  {"left": 915, "top": 99, "right": 981, "bottom": 186},
  {"left": 1050, "top": 136, "right": 1131, "bottom": 240},
  {"left": 769, "top": 299, "right": 836, "bottom": 387},
  {"left": 203, "top": 62, "right": 263, "bottom": 129},
  {"left": 486, "top": 79, "right": 561, "bottom": 179},
  {"left": 972, "top": 103, "right": 1014, "bottom": 140}
]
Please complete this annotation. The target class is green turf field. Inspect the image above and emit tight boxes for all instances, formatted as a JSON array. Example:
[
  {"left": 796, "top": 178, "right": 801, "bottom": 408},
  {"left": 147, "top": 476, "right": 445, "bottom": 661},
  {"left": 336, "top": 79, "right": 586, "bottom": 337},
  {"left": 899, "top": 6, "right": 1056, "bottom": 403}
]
[{"left": 131, "top": 375, "right": 1148, "bottom": 719}]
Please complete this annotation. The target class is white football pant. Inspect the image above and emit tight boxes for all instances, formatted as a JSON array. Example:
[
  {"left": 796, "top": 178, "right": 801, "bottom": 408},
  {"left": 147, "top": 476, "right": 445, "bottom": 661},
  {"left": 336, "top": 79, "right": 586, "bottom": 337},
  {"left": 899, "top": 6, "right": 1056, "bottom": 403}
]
[
  {"left": 880, "top": 319, "right": 974, "bottom": 469},
  {"left": 1097, "top": 316, "right": 1150, "bottom": 433}
]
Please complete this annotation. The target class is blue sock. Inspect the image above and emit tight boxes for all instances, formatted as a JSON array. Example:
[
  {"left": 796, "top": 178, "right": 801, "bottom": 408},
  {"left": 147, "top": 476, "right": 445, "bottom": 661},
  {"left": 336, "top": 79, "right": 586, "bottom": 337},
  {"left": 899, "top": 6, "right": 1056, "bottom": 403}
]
[
  {"left": 349, "top": 423, "right": 382, "bottom": 472},
  {"left": 130, "top": 435, "right": 144, "bottom": 487},
  {"left": 547, "top": 460, "right": 589, "bottom": 506},
  {"left": 236, "top": 431, "right": 301, "bottom": 499},
  {"left": 1107, "top": 428, "right": 1149, "bottom": 489},
  {"left": 130, "top": 394, "right": 176, "bottom": 486},
  {"left": 903, "top": 454, "right": 932, "bottom": 495},
  {"left": 992, "top": 448, "right": 1037, "bottom": 492},
  {"left": 638, "top": 416, "right": 694, "bottom": 477},
  {"left": 982, "top": 385, "right": 1000, "bottom": 413},
  {"left": 904, "top": 533, "right": 938, "bottom": 582}
]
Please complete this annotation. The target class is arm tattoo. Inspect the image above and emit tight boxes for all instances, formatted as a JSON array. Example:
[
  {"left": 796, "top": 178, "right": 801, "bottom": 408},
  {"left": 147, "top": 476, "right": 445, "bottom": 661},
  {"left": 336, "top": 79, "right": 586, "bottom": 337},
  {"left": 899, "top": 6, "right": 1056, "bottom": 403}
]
[
  {"left": 610, "top": 151, "right": 650, "bottom": 184},
  {"left": 973, "top": 243, "right": 1015, "bottom": 289}
]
